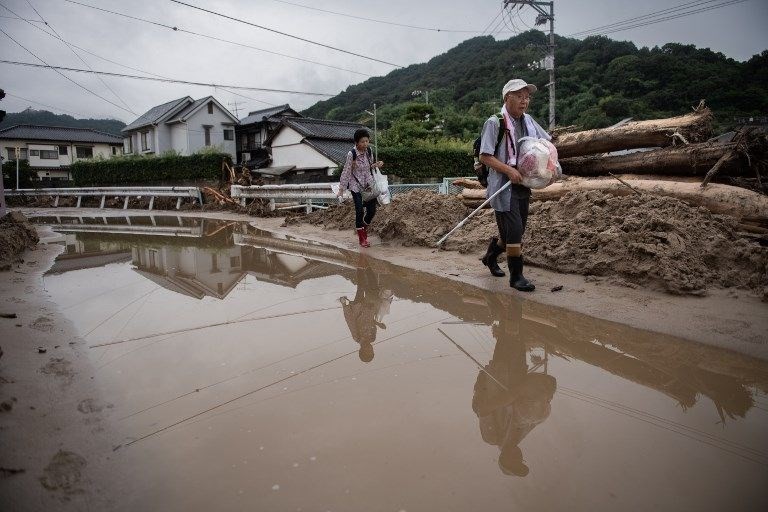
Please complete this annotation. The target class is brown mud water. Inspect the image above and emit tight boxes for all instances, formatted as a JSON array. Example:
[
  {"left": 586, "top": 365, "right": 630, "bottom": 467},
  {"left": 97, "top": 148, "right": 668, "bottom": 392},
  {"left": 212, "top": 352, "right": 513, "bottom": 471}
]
[{"left": 1, "top": 215, "right": 766, "bottom": 511}]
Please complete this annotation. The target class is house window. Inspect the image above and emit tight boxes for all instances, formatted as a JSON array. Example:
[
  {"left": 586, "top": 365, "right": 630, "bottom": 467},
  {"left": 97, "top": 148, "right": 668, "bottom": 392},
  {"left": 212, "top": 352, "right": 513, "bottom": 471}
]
[
  {"left": 204, "top": 127, "right": 211, "bottom": 146},
  {"left": 223, "top": 129, "right": 233, "bottom": 141},
  {"left": 211, "top": 253, "right": 219, "bottom": 272},
  {"left": 76, "top": 146, "right": 93, "bottom": 159},
  {"left": 29, "top": 149, "right": 40, "bottom": 157},
  {"left": 112, "top": 146, "right": 118, "bottom": 155},
  {"left": 125, "top": 137, "right": 132, "bottom": 153},
  {"left": 207, "top": 102, "right": 213, "bottom": 114},
  {"left": 58, "top": 145, "right": 68, "bottom": 155},
  {"left": 230, "top": 256, "right": 240, "bottom": 267},
  {"left": 40, "top": 150, "right": 59, "bottom": 159},
  {"left": 141, "top": 132, "right": 149, "bottom": 151},
  {"left": 7, "top": 148, "right": 28, "bottom": 160}
]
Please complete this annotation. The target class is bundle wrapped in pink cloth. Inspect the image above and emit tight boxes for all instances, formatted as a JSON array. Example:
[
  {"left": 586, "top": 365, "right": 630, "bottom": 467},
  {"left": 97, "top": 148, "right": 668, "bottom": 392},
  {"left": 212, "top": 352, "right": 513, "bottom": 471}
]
[{"left": 516, "top": 137, "right": 562, "bottom": 189}]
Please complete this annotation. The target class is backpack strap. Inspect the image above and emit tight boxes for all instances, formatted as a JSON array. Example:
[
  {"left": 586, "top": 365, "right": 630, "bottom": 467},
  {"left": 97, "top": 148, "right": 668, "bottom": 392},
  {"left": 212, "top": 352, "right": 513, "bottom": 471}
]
[{"left": 494, "top": 113, "right": 507, "bottom": 154}]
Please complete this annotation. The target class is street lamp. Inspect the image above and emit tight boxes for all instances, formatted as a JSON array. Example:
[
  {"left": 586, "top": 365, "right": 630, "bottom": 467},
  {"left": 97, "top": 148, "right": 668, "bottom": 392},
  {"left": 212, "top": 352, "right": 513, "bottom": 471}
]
[{"left": 364, "top": 103, "right": 378, "bottom": 162}]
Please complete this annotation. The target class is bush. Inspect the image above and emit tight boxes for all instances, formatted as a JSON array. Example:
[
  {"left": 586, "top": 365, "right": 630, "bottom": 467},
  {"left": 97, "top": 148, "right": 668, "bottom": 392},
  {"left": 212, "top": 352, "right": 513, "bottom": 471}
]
[
  {"left": 378, "top": 146, "right": 473, "bottom": 182},
  {"left": 70, "top": 152, "right": 232, "bottom": 186},
  {"left": 2, "top": 160, "right": 37, "bottom": 189}
]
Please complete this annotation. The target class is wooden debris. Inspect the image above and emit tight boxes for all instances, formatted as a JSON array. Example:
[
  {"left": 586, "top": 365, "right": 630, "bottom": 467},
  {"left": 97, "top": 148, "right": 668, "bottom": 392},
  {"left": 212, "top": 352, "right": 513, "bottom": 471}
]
[
  {"left": 459, "top": 177, "right": 768, "bottom": 223},
  {"left": 552, "top": 105, "right": 713, "bottom": 158}
]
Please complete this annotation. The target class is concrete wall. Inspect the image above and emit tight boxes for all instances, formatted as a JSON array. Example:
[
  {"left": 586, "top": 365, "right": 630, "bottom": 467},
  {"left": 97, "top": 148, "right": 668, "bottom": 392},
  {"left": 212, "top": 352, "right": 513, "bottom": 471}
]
[
  {"left": 186, "top": 103, "right": 236, "bottom": 160},
  {"left": 169, "top": 124, "right": 189, "bottom": 155}
]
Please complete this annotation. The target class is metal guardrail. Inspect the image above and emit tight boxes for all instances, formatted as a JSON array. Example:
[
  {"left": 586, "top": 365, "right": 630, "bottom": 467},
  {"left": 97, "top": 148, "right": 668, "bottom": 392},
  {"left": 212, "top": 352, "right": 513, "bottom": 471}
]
[
  {"left": 5, "top": 187, "right": 203, "bottom": 210},
  {"left": 231, "top": 183, "right": 348, "bottom": 213}
]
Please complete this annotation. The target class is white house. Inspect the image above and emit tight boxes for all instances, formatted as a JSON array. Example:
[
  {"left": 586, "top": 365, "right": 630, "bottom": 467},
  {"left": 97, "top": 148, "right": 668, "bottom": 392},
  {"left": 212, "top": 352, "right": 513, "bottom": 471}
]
[
  {"left": 0, "top": 124, "right": 123, "bottom": 181},
  {"left": 261, "top": 117, "right": 369, "bottom": 183},
  {"left": 121, "top": 96, "right": 238, "bottom": 160}
]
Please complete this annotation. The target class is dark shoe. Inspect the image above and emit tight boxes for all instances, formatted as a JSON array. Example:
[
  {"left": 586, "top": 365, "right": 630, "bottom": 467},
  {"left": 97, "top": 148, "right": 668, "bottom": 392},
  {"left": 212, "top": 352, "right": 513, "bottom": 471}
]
[
  {"left": 481, "top": 237, "right": 506, "bottom": 277},
  {"left": 507, "top": 256, "right": 535, "bottom": 292}
]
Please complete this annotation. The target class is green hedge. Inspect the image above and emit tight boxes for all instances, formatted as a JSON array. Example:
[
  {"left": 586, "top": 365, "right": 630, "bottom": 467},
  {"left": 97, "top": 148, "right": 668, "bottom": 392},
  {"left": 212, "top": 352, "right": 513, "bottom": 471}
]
[
  {"left": 70, "top": 152, "right": 232, "bottom": 186},
  {"left": 378, "top": 147, "right": 473, "bottom": 182}
]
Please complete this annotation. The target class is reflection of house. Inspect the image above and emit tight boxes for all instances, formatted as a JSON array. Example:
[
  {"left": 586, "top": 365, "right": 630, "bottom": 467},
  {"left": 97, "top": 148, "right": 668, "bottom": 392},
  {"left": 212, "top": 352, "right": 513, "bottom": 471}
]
[
  {"left": 46, "top": 233, "right": 132, "bottom": 274},
  {"left": 235, "top": 104, "right": 300, "bottom": 169},
  {"left": 0, "top": 124, "right": 123, "bottom": 181},
  {"left": 121, "top": 96, "right": 238, "bottom": 160},
  {"left": 132, "top": 245, "right": 245, "bottom": 300},
  {"left": 256, "top": 117, "right": 368, "bottom": 184}
]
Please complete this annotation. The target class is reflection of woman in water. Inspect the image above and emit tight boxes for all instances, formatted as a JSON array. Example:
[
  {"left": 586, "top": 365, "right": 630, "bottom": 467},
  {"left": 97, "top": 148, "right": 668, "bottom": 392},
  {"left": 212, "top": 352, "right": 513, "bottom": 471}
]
[
  {"left": 339, "top": 266, "right": 393, "bottom": 362},
  {"left": 472, "top": 299, "right": 556, "bottom": 476}
]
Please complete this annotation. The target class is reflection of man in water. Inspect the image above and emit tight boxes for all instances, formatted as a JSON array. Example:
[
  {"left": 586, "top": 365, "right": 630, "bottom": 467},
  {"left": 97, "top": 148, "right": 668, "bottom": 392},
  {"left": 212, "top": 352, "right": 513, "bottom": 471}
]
[
  {"left": 339, "top": 266, "right": 393, "bottom": 362},
  {"left": 472, "top": 299, "right": 556, "bottom": 476}
]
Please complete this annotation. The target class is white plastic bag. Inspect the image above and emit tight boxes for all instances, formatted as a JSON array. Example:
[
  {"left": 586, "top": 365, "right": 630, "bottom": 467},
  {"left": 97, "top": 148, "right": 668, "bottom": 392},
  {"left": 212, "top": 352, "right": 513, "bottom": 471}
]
[
  {"left": 517, "top": 137, "right": 562, "bottom": 189},
  {"left": 374, "top": 169, "right": 391, "bottom": 205}
]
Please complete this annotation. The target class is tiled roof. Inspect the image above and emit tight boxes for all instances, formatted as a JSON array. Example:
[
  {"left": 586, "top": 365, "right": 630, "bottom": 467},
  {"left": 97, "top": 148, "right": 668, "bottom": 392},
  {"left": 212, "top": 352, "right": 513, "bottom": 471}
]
[
  {"left": 303, "top": 139, "right": 356, "bottom": 166},
  {"left": 166, "top": 98, "right": 209, "bottom": 124},
  {"left": 240, "top": 104, "right": 296, "bottom": 125},
  {"left": 122, "top": 97, "right": 191, "bottom": 133},
  {"left": 282, "top": 117, "right": 367, "bottom": 141},
  {"left": 0, "top": 124, "right": 123, "bottom": 144}
]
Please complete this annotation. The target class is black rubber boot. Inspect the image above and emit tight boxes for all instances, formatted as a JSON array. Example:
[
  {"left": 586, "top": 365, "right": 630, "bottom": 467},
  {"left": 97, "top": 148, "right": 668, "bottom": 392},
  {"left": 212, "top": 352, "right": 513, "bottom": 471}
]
[
  {"left": 508, "top": 256, "right": 535, "bottom": 292},
  {"left": 481, "top": 237, "right": 506, "bottom": 277}
]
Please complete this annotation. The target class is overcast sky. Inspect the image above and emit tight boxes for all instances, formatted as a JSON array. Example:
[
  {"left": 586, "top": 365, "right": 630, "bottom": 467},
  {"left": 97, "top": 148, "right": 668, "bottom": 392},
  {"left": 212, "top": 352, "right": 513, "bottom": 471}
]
[{"left": 1, "top": 0, "right": 766, "bottom": 123}]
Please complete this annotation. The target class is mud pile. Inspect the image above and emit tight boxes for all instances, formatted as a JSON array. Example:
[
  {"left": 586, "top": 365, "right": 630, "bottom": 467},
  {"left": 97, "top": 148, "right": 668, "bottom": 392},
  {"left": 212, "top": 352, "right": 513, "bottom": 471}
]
[
  {"left": 304, "top": 189, "right": 768, "bottom": 296},
  {"left": 0, "top": 212, "right": 39, "bottom": 271}
]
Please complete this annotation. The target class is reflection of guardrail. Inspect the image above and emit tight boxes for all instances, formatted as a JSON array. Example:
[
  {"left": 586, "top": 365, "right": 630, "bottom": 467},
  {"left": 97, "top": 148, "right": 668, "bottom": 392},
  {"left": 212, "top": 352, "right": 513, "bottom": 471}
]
[
  {"left": 6, "top": 187, "right": 203, "bottom": 210},
  {"left": 231, "top": 184, "right": 344, "bottom": 213},
  {"left": 234, "top": 232, "right": 353, "bottom": 268},
  {"left": 46, "top": 223, "right": 203, "bottom": 237}
]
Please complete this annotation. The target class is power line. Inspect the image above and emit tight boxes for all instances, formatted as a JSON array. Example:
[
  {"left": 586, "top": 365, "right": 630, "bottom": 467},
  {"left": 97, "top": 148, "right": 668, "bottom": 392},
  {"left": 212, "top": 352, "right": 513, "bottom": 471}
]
[
  {"left": 4, "top": 9, "right": 278, "bottom": 109},
  {"left": 0, "top": 59, "right": 338, "bottom": 96},
  {"left": 5, "top": 92, "right": 87, "bottom": 117},
  {"left": 589, "top": 0, "right": 750, "bottom": 37},
  {"left": 266, "top": 0, "right": 496, "bottom": 33},
  {"left": 569, "top": 0, "right": 722, "bottom": 36},
  {"left": 0, "top": 28, "right": 135, "bottom": 114},
  {"left": 4, "top": 1, "right": 136, "bottom": 114},
  {"left": 168, "top": 0, "right": 404, "bottom": 68},
  {"left": 570, "top": 0, "right": 750, "bottom": 38},
  {"left": 62, "top": 0, "right": 372, "bottom": 77},
  {"left": 480, "top": 8, "right": 504, "bottom": 35}
]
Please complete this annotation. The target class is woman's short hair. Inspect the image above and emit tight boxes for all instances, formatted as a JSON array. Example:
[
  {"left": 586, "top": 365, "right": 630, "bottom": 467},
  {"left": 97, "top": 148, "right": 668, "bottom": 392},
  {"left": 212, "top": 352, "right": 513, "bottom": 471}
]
[{"left": 353, "top": 128, "right": 370, "bottom": 142}]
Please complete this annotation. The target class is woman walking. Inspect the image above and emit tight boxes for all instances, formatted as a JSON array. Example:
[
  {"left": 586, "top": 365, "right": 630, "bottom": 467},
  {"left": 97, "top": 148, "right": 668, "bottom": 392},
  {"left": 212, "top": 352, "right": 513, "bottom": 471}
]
[{"left": 337, "top": 128, "right": 384, "bottom": 248}]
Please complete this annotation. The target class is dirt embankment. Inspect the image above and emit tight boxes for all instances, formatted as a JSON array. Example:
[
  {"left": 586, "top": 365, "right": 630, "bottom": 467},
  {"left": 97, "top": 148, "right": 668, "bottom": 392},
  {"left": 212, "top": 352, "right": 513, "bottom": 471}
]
[
  {"left": 0, "top": 212, "right": 39, "bottom": 271},
  {"left": 298, "top": 189, "right": 768, "bottom": 297}
]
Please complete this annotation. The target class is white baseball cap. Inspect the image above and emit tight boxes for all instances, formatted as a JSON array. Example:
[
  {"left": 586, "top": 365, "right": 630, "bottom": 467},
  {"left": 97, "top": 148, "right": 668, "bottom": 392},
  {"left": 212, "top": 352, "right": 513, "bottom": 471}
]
[{"left": 502, "top": 79, "right": 537, "bottom": 98}]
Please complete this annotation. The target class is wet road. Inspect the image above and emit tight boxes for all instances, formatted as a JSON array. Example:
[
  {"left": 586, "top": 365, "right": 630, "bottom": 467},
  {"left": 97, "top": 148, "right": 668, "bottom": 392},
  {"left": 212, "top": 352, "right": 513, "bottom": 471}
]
[{"left": 36, "top": 215, "right": 768, "bottom": 511}]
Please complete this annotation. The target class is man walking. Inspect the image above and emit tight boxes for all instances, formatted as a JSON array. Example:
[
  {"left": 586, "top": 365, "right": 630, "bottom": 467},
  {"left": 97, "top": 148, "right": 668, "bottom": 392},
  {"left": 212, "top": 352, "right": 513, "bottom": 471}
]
[{"left": 478, "top": 79, "right": 551, "bottom": 292}]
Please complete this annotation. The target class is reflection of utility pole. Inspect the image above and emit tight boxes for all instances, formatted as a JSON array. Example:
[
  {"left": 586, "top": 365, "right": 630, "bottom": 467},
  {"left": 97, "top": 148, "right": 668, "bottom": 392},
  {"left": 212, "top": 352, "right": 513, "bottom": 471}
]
[
  {"left": 504, "top": 0, "right": 555, "bottom": 129},
  {"left": 228, "top": 101, "right": 245, "bottom": 118},
  {"left": 364, "top": 103, "right": 378, "bottom": 161}
]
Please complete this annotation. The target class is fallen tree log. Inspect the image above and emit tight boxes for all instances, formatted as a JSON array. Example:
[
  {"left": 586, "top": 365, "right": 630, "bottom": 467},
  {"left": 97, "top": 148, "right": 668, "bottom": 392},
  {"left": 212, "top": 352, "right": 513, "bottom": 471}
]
[
  {"left": 459, "top": 177, "right": 768, "bottom": 223},
  {"left": 559, "top": 140, "right": 745, "bottom": 177},
  {"left": 552, "top": 106, "right": 713, "bottom": 158}
]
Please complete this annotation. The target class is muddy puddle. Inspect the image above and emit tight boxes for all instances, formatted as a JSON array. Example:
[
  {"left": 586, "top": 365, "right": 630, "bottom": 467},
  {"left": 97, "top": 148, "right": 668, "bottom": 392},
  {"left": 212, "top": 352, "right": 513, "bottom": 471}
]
[{"left": 33, "top": 214, "right": 768, "bottom": 511}]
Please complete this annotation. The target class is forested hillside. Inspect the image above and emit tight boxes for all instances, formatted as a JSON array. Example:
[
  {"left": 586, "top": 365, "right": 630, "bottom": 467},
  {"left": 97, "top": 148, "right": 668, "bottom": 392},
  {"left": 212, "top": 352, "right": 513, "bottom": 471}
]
[
  {"left": 0, "top": 108, "right": 125, "bottom": 135},
  {"left": 303, "top": 31, "right": 768, "bottom": 141}
]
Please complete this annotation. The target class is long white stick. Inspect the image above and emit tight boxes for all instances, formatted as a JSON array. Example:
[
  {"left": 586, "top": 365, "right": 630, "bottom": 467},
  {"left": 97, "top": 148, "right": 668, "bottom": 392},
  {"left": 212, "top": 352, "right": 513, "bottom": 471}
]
[{"left": 436, "top": 180, "right": 510, "bottom": 246}]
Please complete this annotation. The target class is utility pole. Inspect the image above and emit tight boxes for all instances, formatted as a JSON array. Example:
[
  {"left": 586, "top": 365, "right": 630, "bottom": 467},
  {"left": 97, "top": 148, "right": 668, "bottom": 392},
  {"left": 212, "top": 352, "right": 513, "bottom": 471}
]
[
  {"left": 15, "top": 147, "right": 20, "bottom": 190},
  {"left": 504, "top": 0, "right": 555, "bottom": 129},
  {"left": 364, "top": 103, "right": 378, "bottom": 161}
]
